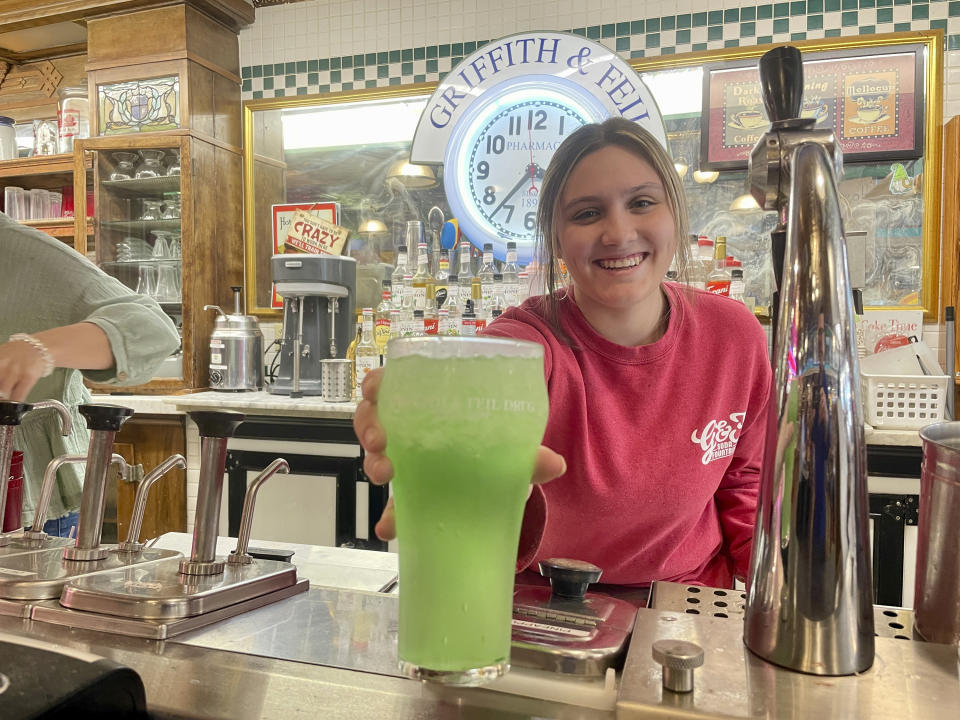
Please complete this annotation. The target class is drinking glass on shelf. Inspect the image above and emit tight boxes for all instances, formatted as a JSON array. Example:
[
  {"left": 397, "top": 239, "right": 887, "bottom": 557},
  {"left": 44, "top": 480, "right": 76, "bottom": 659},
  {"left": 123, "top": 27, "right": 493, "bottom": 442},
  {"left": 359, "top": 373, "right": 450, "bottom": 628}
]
[
  {"left": 29, "top": 188, "right": 49, "bottom": 220},
  {"left": 110, "top": 152, "right": 138, "bottom": 181},
  {"left": 151, "top": 230, "right": 171, "bottom": 259},
  {"left": 165, "top": 149, "right": 181, "bottom": 176},
  {"left": 48, "top": 191, "right": 62, "bottom": 217},
  {"left": 378, "top": 336, "right": 549, "bottom": 686},
  {"left": 167, "top": 232, "right": 181, "bottom": 259},
  {"left": 140, "top": 200, "right": 162, "bottom": 221},
  {"left": 156, "top": 264, "right": 181, "bottom": 302},
  {"left": 4, "top": 186, "right": 25, "bottom": 220},
  {"left": 161, "top": 193, "right": 181, "bottom": 220},
  {"left": 134, "top": 149, "right": 166, "bottom": 179},
  {"left": 135, "top": 265, "right": 156, "bottom": 297}
]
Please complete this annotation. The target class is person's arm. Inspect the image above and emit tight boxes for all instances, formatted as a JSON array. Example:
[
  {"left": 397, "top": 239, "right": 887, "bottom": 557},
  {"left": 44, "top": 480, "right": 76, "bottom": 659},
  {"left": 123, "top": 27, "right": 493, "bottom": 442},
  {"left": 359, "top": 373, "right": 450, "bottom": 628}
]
[
  {"left": 715, "top": 337, "right": 773, "bottom": 581},
  {"left": 0, "top": 323, "right": 113, "bottom": 401}
]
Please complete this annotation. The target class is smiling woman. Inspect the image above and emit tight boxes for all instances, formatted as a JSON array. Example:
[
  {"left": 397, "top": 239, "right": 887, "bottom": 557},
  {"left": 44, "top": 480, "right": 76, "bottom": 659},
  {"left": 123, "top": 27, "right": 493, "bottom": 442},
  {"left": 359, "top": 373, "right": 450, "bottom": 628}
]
[{"left": 357, "top": 117, "right": 774, "bottom": 595}]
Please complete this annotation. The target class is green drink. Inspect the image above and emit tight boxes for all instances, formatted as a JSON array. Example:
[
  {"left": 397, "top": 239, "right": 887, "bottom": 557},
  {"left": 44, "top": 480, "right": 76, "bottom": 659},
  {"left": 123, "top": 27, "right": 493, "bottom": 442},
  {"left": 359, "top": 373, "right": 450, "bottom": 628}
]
[{"left": 379, "top": 336, "right": 548, "bottom": 685}]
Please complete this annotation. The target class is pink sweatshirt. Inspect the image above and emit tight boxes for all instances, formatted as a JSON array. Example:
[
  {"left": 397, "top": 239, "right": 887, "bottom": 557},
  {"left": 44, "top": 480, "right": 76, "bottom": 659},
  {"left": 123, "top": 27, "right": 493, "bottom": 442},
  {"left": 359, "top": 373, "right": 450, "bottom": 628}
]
[{"left": 483, "top": 282, "right": 772, "bottom": 588}]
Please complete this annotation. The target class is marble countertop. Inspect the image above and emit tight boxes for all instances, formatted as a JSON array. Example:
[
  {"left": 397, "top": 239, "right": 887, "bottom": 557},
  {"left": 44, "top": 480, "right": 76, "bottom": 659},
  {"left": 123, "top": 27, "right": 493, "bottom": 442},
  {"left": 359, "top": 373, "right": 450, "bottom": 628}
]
[
  {"left": 167, "top": 390, "right": 357, "bottom": 419},
  {"left": 151, "top": 532, "right": 396, "bottom": 593},
  {"left": 89, "top": 393, "right": 185, "bottom": 415}
]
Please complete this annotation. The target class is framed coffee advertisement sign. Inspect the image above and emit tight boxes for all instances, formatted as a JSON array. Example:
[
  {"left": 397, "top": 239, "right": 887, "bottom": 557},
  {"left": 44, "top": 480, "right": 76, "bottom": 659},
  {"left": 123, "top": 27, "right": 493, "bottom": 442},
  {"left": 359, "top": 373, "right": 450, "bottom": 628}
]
[{"left": 701, "top": 43, "right": 925, "bottom": 170}]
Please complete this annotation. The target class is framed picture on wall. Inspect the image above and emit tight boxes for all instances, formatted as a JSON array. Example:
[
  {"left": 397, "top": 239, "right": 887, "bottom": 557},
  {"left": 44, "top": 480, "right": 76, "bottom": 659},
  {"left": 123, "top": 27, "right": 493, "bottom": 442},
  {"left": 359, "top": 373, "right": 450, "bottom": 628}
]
[
  {"left": 270, "top": 201, "right": 339, "bottom": 309},
  {"left": 700, "top": 43, "right": 926, "bottom": 170}
]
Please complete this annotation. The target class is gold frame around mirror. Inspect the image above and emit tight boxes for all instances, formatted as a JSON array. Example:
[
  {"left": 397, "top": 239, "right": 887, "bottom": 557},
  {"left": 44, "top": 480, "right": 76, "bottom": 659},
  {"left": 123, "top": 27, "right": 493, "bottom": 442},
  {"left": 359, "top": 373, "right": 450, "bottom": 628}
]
[
  {"left": 630, "top": 29, "right": 944, "bottom": 319},
  {"left": 242, "top": 30, "right": 943, "bottom": 319},
  {"left": 242, "top": 83, "right": 438, "bottom": 317}
]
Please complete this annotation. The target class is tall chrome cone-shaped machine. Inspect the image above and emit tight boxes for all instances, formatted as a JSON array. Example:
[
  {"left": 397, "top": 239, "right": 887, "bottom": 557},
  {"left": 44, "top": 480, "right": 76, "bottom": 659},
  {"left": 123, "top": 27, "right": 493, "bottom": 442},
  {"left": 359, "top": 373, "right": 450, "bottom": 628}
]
[{"left": 743, "top": 46, "right": 875, "bottom": 675}]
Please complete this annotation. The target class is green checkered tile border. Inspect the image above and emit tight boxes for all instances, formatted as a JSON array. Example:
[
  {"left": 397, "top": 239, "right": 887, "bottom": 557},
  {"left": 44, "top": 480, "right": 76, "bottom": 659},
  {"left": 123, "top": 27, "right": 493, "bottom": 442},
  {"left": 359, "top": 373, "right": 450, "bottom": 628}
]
[{"left": 241, "top": 1, "right": 960, "bottom": 99}]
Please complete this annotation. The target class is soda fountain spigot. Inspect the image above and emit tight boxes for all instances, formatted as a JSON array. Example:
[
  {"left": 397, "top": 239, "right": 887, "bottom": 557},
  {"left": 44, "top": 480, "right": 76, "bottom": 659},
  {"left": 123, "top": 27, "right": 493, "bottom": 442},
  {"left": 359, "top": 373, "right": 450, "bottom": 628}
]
[
  {"left": 180, "top": 410, "right": 245, "bottom": 575},
  {"left": 0, "top": 400, "right": 71, "bottom": 545},
  {"left": 227, "top": 458, "right": 290, "bottom": 565},
  {"left": 116, "top": 453, "right": 187, "bottom": 553},
  {"left": 62, "top": 404, "right": 134, "bottom": 561},
  {"left": 743, "top": 45, "right": 874, "bottom": 676}
]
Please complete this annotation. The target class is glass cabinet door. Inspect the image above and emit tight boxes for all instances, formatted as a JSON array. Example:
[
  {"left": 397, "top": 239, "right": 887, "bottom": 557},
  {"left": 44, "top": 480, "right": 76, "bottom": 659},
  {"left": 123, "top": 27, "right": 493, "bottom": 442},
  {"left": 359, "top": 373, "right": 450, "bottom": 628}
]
[{"left": 94, "top": 145, "right": 184, "bottom": 380}]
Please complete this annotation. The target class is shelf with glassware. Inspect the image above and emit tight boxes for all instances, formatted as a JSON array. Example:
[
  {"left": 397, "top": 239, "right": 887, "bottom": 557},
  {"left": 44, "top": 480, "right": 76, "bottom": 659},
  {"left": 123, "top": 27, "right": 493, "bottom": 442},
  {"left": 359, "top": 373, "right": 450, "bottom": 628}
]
[
  {"left": 0, "top": 152, "right": 93, "bottom": 244},
  {"left": 73, "top": 135, "right": 194, "bottom": 393}
]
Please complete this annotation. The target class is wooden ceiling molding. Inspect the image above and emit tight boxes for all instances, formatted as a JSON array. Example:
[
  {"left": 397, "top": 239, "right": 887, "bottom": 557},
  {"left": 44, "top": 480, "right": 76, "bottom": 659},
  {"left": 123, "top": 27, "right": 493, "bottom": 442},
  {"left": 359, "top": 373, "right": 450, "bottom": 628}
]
[{"left": 0, "top": 1, "right": 254, "bottom": 36}]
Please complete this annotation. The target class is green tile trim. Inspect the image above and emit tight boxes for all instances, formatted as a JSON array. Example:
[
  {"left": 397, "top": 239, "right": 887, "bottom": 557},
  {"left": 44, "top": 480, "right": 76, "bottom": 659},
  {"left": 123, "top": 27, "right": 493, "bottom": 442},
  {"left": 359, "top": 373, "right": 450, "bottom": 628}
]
[
  {"left": 240, "top": 7, "right": 955, "bottom": 101},
  {"left": 252, "top": 90, "right": 262, "bottom": 99}
]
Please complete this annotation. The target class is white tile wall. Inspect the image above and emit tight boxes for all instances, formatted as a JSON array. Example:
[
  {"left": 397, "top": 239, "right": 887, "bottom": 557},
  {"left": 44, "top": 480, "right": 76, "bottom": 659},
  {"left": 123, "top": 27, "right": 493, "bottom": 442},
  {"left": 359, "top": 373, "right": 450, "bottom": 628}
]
[{"left": 239, "top": 0, "right": 960, "bottom": 118}]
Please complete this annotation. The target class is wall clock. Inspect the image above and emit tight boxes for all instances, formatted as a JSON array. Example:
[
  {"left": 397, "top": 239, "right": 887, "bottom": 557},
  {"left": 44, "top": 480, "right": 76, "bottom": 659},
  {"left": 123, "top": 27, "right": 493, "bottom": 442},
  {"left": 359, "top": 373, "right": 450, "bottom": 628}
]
[{"left": 412, "top": 31, "right": 667, "bottom": 263}]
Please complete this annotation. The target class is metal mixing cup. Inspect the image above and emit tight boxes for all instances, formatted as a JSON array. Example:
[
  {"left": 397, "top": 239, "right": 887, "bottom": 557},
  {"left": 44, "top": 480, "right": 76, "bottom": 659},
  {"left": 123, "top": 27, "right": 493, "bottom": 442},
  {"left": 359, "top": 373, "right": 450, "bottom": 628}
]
[
  {"left": 321, "top": 359, "right": 353, "bottom": 402},
  {"left": 915, "top": 421, "right": 960, "bottom": 644}
]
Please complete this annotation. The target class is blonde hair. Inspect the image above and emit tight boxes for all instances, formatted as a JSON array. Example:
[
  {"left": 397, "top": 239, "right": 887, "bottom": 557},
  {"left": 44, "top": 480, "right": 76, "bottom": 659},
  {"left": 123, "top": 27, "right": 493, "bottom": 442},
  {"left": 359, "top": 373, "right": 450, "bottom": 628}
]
[{"left": 533, "top": 117, "right": 691, "bottom": 338}]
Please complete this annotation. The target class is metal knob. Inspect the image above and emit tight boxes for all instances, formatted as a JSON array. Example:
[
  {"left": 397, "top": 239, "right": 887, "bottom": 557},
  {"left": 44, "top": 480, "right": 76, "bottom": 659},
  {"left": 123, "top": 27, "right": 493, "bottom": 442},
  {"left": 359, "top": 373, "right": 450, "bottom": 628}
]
[
  {"left": 652, "top": 639, "right": 704, "bottom": 693},
  {"left": 538, "top": 558, "right": 602, "bottom": 599}
]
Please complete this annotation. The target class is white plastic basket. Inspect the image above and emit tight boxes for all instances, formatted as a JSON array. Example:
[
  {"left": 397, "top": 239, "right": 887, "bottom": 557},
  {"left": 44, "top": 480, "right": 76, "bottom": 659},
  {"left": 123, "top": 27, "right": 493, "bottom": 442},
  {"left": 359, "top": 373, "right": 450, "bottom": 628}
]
[{"left": 862, "top": 372, "right": 948, "bottom": 430}]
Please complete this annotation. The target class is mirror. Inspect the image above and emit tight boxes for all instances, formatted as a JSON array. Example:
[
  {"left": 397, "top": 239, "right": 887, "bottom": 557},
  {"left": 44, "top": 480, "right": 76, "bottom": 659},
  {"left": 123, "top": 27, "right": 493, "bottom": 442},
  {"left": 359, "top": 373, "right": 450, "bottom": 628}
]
[{"left": 243, "top": 31, "right": 943, "bottom": 318}]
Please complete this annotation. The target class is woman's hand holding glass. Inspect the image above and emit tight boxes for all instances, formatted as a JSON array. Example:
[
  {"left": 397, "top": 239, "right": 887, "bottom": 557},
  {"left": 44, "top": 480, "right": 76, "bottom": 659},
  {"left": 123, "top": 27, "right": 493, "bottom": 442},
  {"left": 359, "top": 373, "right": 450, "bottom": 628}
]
[{"left": 354, "top": 367, "right": 567, "bottom": 542}]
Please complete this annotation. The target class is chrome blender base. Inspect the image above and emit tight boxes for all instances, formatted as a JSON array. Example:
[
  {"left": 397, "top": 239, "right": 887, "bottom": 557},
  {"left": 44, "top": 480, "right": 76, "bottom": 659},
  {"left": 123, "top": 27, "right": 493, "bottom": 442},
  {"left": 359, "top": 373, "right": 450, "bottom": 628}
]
[
  {"left": 399, "top": 660, "right": 510, "bottom": 686},
  {"left": 0, "top": 534, "right": 73, "bottom": 558},
  {"left": 32, "top": 577, "right": 309, "bottom": 640}
]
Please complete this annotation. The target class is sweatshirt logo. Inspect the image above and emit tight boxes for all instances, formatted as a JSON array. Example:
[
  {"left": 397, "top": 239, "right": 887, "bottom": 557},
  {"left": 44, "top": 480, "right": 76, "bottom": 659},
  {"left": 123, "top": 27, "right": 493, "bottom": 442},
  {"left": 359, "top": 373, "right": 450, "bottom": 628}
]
[{"left": 690, "top": 412, "right": 746, "bottom": 465}]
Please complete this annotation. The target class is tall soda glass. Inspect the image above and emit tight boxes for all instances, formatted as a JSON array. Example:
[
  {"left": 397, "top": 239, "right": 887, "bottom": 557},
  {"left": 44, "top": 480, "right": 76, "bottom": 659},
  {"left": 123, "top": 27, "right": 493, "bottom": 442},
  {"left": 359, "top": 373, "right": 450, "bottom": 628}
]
[{"left": 378, "top": 336, "right": 548, "bottom": 685}]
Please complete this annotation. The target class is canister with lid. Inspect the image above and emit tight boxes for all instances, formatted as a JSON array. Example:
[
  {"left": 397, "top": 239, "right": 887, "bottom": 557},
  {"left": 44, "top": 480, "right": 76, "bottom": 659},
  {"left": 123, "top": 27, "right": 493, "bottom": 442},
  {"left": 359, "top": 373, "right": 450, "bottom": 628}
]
[
  {"left": 58, "top": 86, "right": 89, "bottom": 153},
  {"left": 0, "top": 116, "right": 16, "bottom": 161}
]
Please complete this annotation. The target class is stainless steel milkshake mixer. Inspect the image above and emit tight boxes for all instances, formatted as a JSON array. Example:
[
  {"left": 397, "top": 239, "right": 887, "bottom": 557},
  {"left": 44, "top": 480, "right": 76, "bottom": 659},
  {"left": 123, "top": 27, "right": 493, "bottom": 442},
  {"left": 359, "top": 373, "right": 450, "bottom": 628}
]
[{"left": 743, "top": 45, "right": 874, "bottom": 676}]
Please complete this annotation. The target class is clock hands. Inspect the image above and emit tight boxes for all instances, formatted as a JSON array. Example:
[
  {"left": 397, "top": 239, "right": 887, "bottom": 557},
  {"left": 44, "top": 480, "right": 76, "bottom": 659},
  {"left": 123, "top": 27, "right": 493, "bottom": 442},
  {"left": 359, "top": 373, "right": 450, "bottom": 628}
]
[
  {"left": 527, "top": 125, "right": 538, "bottom": 194},
  {"left": 490, "top": 168, "right": 535, "bottom": 219}
]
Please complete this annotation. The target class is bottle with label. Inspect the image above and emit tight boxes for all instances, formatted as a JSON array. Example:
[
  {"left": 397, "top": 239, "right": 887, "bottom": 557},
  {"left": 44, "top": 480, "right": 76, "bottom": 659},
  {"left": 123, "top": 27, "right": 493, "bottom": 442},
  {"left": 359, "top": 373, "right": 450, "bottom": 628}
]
[
  {"left": 730, "top": 268, "right": 746, "bottom": 303},
  {"left": 58, "top": 86, "right": 89, "bottom": 154},
  {"left": 706, "top": 236, "right": 732, "bottom": 296},
  {"left": 517, "top": 269, "right": 530, "bottom": 304},
  {"left": 458, "top": 242, "right": 474, "bottom": 284},
  {"left": 390, "top": 244, "right": 408, "bottom": 291},
  {"left": 460, "top": 300, "right": 478, "bottom": 336},
  {"left": 354, "top": 308, "right": 378, "bottom": 400},
  {"left": 412, "top": 310, "right": 426, "bottom": 336},
  {"left": 479, "top": 242, "right": 496, "bottom": 307},
  {"left": 458, "top": 269, "right": 473, "bottom": 315},
  {"left": 434, "top": 248, "right": 450, "bottom": 309},
  {"left": 490, "top": 273, "right": 507, "bottom": 316},
  {"left": 690, "top": 237, "right": 713, "bottom": 290},
  {"left": 424, "top": 282, "right": 439, "bottom": 335},
  {"left": 502, "top": 241, "right": 520, "bottom": 307},
  {"left": 388, "top": 308, "right": 402, "bottom": 343},
  {"left": 438, "top": 308, "right": 452, "bottom": 335},
  {"left": 411, "top": 242, "right": 431, "bottom": 310},
  {"left": 375, "top": 280, "right": 393, "bottom": 358},
  {"left": 471, "top": 276, "right": 484, "bottom": 316},
  {"left": 345, "top": 312, "right": 362, "bottom": 393},
  {"left": 401, "top": 273, "right": 415, "bottom": 314}
]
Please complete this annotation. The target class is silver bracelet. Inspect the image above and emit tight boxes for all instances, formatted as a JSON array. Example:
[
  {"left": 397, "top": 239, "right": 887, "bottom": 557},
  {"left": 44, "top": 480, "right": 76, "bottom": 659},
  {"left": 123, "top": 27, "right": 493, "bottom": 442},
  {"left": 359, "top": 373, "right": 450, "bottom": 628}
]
[{"left": 8, "top": 333, "right": 55, "bottom": 378}]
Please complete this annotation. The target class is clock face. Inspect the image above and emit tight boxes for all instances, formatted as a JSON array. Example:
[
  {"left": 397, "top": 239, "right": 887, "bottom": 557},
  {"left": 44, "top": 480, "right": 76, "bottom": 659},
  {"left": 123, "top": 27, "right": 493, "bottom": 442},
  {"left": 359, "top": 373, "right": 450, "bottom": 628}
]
[{"left": 445, "top": 87, "right": 599, "bottom": 262}]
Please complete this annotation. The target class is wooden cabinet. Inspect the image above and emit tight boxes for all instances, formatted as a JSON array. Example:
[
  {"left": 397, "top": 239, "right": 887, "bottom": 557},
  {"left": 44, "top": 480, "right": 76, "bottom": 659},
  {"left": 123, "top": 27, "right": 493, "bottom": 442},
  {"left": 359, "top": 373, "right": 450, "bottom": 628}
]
[
  {"left": 0, "top": 153, "right": 93, "bottom": 247},
  {"left": 106, "top": 416, "right": 187, "bottom": 543}
]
